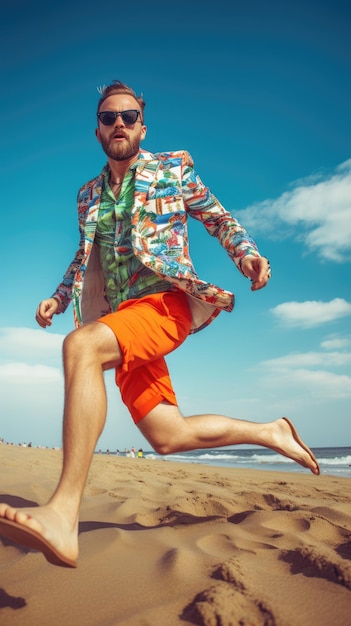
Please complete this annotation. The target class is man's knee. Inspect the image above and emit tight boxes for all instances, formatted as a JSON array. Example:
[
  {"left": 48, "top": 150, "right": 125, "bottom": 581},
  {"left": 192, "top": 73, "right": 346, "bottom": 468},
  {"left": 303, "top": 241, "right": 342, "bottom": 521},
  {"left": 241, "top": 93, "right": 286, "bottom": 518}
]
[
  {"left": 150, "top": 439, "right": 176, "bottom": 456},
  {"left": 138, "top": 404, "right": 186, "bottom": 455},
  {"left": 62, "top": 322, "right": 120, "bottom": 366},
  {"left": 62, "top": 329, "right": 87, "bottom": 369}
]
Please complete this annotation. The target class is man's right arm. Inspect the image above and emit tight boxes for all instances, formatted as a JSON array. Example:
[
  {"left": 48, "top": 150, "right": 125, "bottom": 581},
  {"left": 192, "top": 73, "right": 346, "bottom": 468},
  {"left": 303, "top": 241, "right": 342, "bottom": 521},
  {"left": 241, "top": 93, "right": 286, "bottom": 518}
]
[
  {"left": 35, "top": 242, "right": 84, "bottom": 328},
  {"left": 35, "top": 176, "right": 100, "bottom": 328},
  {"left": 37, "top": 186, "right": 88, "bottom": 327},
  {"left": 35, "top": 297, "right": 60, "bottom": 328}
]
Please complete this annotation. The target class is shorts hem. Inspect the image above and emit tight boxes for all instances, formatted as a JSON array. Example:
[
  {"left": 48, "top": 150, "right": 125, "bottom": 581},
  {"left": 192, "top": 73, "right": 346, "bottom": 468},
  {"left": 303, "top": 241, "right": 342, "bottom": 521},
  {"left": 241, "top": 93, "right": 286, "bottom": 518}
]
[{"left": 132, "top": 393, "right": 177, "bottom": 424}]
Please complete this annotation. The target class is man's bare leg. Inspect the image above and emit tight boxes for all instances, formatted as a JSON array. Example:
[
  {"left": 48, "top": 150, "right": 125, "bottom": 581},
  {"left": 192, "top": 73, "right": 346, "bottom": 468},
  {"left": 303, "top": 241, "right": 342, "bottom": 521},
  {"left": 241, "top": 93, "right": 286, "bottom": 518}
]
[
  {"left": 138, "top": 403, "right": 320, "bottom": 475},
  {"left": 0, "top": 321, "right": 122, "bottom": 565}
]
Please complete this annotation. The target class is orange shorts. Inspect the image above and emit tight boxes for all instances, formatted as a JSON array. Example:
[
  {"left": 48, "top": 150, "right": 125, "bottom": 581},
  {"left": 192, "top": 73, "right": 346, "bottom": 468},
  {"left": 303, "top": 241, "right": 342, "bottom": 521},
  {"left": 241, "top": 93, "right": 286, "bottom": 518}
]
[{"left": 98, "top": 291, "right": 192, "bottom": 423}]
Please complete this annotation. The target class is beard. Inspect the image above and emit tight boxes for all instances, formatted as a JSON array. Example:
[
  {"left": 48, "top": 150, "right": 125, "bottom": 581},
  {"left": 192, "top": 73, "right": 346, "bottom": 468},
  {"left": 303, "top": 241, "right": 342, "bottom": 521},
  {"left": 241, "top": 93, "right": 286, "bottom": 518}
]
[{"left": 99, "top": 133, "right": 140, "bottom": 161}]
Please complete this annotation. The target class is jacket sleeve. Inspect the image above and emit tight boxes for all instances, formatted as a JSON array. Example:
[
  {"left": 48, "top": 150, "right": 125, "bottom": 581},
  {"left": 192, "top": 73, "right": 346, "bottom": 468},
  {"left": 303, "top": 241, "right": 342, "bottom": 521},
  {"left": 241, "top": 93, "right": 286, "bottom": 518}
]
[
  {"left": 51, "top": 196, "right": 86, "bottom": 313},
  {"left": 180, "top": 152, "right": 260, "bottom": 274}
]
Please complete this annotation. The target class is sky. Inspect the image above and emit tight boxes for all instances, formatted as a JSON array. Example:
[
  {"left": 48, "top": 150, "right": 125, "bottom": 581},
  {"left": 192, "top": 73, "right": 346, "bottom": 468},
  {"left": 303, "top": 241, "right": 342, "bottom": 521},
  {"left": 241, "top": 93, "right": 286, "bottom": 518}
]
[{"left": 0, "top": 0, "right": 350, "bottom": 452}]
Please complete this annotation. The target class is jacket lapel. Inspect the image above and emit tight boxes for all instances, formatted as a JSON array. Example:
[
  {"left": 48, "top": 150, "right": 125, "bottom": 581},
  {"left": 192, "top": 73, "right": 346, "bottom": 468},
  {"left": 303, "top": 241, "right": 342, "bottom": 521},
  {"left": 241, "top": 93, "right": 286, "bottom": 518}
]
[
  {"left": 133, "top": 151, "right": 160, "bottom": 212},
  {"left": 86, "top": 174, "right": 104, "bottom": 224}
]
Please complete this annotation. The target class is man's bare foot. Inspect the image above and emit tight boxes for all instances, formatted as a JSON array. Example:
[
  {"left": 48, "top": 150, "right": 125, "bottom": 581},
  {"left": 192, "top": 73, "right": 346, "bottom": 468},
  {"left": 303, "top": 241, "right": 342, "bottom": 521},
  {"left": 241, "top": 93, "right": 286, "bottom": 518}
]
[
  {"left": 267, "top": 417, "right": 320, "bottom": 475},
  {"left": 0, "top": 503, "right": 78, "bottom": 568}
]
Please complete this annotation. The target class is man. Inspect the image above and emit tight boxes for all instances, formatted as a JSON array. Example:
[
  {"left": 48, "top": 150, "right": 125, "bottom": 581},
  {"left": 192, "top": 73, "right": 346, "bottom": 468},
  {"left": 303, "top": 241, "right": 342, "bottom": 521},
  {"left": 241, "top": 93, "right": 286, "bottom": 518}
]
[{"left": 0, "top": 80, "right": 319, "bottom": 568}]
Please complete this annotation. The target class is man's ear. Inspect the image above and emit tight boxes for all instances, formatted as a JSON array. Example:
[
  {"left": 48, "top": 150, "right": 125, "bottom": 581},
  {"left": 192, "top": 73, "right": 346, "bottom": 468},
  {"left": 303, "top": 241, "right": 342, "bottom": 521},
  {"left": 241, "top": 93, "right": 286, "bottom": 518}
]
[
  {"left": 95, "top": 128, "right": 101, "bottom": 143},
  {"left": 140, "top": 125, "right": 147, "bottom": 141}
]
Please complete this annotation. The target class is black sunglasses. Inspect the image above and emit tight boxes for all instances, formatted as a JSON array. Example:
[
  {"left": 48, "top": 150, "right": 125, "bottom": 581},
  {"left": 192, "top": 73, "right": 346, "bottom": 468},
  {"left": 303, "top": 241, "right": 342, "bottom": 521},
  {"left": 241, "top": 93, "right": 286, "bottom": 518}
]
[{"left": 97, "top": 110, "right": 141, "bottom": 126}]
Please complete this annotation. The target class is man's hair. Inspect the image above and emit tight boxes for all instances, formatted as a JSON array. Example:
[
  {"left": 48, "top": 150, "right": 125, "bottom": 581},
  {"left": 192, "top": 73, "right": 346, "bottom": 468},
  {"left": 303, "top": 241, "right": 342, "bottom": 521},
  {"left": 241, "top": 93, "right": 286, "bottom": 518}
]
[{"left": 97, "top": 80, "right": 146, "bottom": 121}]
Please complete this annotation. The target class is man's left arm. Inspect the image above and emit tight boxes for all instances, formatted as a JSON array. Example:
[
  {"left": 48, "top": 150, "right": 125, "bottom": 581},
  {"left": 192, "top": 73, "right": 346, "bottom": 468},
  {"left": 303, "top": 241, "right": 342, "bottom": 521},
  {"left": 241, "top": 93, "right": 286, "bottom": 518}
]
[{"left": 181, "top": 152, "right": 270, "bottom": 286}]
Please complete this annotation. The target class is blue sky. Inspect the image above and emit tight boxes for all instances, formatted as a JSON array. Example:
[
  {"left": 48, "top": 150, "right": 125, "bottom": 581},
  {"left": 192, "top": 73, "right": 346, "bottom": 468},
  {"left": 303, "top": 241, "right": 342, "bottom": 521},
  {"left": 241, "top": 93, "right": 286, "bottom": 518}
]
[{"left": 0, "top": 0, "right": 350, "bottom": 452}]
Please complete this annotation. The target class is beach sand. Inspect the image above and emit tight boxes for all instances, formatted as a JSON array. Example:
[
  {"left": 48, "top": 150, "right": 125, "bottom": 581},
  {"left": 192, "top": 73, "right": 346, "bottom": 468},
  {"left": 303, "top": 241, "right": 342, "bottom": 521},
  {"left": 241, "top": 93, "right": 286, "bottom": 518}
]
[{"left": 0, "top": 444, "right": 351, "bottom": 626}]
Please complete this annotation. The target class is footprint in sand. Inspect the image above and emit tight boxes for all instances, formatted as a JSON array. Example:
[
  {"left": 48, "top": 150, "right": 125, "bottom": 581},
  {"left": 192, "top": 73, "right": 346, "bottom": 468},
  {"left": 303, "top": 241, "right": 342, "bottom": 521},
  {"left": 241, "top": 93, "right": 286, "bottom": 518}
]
[
  {"left": 281, "top": 544, "right": 351, "bottom": 590},
  {"left": 182, "top": 556, "right": 276, "bottom": 626}
]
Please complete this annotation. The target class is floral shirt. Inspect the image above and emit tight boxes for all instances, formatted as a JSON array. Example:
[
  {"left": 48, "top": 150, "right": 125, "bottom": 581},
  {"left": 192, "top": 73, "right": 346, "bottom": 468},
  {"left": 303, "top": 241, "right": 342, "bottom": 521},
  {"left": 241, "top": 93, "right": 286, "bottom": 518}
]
[{"left": 96, "top": 167, "right": 174, "bottom": 311}]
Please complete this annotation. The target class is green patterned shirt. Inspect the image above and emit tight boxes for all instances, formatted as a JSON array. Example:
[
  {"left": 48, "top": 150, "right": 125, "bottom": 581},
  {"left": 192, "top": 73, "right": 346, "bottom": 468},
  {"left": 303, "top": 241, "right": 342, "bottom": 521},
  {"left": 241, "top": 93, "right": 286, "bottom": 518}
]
[{"left": 95, "top": 167, "right": 174, "bottom": 311}]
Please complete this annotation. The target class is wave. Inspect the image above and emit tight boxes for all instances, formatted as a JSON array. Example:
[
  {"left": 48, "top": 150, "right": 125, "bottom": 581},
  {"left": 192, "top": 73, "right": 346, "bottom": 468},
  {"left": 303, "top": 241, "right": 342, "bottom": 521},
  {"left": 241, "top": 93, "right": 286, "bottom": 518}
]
[
  {"left": 316, "top": 455, "right": 351, "bottom": 466},
  {"left": 142, "top": 447, "right": 351, "bottom": 478},
  {"left": 153, "top": 450, "right": 351, "bottom": 468}
]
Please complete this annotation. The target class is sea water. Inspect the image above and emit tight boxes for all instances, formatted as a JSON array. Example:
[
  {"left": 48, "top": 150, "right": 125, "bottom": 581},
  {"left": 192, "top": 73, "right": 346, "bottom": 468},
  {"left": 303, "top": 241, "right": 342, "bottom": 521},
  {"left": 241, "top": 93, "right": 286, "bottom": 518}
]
[{"left": 142, "top": 446, "right": 351, "bottom": 477}]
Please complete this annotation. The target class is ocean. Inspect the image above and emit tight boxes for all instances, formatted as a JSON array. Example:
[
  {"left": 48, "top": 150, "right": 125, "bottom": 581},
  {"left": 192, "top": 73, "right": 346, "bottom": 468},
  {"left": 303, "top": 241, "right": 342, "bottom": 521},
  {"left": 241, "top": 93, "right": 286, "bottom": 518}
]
[{"left": 140, "top": 446, "right": 351, "bottom": 478}]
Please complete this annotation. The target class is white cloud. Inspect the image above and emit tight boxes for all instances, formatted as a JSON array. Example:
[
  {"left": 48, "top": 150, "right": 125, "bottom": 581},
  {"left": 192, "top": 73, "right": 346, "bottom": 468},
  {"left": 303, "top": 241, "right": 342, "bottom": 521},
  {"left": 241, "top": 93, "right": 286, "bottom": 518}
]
[
  {"left": 264, "top": 368, "right": 351, "bottom": 399},
  {"left": 262, "top": 351, "right": 351, "bottom": 368},
  {"left": 0, "top": 362, "right": 62, "bottom": 382},
  {"left": 270, "top": 298, "right": 351, "bottom": 328},
  {"left": 257, "top": 331, "right": 351, "bottom": 400},
  {"left": 320, "top": 335, "right": 351, "bottom": 350},
  {"left": 257, "top": 354, "right": 351, "bottom": 399},
  {"left": 0, "top": 327, "right": 64, "bottom": 362},
  {"left": 236, "top": 158, "right": 351, "bottom": 262}
]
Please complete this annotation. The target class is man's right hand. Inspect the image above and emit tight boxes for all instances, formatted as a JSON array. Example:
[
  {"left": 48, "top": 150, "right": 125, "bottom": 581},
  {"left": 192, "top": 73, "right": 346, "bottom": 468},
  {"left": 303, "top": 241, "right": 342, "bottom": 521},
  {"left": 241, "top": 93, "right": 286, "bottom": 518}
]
[{"left": 36, "top": 298, "right": 59, "bottom": 328}]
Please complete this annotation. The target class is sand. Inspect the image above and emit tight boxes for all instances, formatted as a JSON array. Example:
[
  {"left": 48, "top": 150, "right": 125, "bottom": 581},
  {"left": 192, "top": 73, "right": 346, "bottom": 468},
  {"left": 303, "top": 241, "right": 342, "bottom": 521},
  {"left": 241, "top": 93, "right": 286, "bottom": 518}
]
[{"left": 0, "top": 444, "right": 351, "bottom": 626}]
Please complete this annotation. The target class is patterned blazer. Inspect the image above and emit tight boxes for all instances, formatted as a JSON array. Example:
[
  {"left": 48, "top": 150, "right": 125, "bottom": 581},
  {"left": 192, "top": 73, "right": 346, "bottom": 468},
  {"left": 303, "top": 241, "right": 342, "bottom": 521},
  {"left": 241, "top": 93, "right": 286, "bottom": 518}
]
[{"left": 53, "top": 149, "right": 260, "bottom": 333}]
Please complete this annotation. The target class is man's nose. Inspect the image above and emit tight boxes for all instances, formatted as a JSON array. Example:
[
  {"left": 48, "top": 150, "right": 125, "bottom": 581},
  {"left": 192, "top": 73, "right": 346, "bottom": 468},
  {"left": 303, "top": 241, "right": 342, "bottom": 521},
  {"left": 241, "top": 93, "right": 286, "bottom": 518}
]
[{"left": 114, "top": 113, "right": 125, "bottom": 125}]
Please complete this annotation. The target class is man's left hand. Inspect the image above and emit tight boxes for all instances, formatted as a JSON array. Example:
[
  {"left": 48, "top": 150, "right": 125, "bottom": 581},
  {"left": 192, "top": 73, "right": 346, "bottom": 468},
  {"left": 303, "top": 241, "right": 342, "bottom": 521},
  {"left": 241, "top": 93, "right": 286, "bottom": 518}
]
[{"left": 241, "top": 256, "right": 271, "bottom": 291}]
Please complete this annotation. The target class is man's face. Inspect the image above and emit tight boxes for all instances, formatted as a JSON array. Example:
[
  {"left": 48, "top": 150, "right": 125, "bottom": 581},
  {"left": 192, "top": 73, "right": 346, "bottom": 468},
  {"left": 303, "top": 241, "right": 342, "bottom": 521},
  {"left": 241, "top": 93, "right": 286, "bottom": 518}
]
[{"left": 96, "top": 94, "right": 147, "bottom": 161}]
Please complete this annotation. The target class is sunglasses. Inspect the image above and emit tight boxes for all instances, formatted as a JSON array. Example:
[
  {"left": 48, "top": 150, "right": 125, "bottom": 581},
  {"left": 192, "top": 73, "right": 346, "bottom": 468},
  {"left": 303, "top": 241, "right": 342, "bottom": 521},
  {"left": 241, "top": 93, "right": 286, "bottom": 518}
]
[{"left": 97, "top": 110, "right": 141, "bottom": 126}]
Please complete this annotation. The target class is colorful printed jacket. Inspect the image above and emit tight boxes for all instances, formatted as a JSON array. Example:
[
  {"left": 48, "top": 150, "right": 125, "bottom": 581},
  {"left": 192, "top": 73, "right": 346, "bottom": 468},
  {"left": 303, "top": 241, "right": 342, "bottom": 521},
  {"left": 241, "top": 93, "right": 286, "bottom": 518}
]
[{"left": 53, "top": 150, "right": 261, "bottom": 334}]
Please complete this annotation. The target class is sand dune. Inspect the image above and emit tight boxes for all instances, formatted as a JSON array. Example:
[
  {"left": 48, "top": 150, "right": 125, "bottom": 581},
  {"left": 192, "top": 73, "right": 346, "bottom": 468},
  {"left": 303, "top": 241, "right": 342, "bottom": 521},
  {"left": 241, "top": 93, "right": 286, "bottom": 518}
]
[{"left": 1, "top": 444, "right": 351, "bottom": 625}]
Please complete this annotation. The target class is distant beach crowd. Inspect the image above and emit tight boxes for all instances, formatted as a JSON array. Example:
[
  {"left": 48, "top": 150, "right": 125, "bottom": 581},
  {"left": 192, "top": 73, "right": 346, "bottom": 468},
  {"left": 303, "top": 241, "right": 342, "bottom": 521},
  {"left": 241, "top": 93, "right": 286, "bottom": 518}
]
[
  {"left": 0, "top": 438, "right": 144, "bottom": 457},
  {"left": 97, "top": 447, "right": 144, "bottom": 458}
]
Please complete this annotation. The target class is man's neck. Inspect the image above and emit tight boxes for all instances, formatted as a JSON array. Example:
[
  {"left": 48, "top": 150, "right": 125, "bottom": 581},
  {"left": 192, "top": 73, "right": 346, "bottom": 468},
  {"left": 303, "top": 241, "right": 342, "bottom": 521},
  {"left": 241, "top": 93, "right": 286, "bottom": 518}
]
[{"left": 108, "top": 154, "right": 139, "bottom": 183}]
